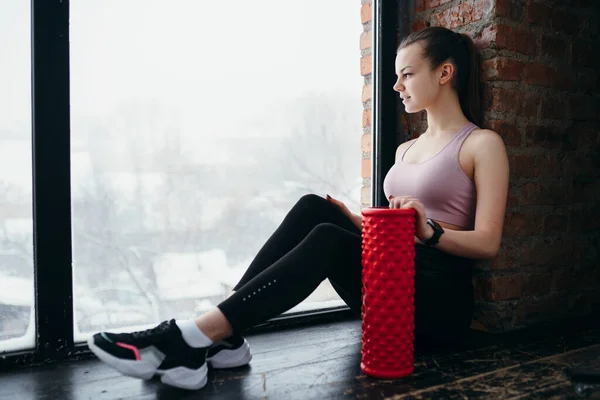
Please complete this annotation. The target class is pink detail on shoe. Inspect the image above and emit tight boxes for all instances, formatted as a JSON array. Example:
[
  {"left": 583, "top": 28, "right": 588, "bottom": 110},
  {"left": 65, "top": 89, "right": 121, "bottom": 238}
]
[{"left": 116, "top": 342, "right": 141, "bottom": 361}]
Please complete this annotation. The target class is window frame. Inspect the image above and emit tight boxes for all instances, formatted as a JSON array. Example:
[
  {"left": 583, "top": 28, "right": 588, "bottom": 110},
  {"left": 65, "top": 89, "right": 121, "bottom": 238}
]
[{"left": 0, "top": 0, "right": 406, "bottom": 371}]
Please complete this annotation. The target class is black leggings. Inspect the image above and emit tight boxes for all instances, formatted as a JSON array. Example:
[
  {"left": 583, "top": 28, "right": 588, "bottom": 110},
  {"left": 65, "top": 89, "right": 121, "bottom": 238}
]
[{"left": 217, "top": 194, "right": 475, "bottom": 350}]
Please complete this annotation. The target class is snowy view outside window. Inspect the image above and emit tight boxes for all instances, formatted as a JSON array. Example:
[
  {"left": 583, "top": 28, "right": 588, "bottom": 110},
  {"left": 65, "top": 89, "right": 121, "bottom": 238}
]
[
  {"left": 0, "top": 0, "right": 364, "bottom": 350},
  {"left": 0, "top": 1, "right": 35, "bottom": 352}
]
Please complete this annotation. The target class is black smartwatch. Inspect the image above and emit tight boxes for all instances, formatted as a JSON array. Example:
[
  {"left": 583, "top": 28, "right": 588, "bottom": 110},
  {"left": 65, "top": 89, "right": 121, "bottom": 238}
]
[{"left": 424, "top": 218, "right": 444, "bottom": 246}]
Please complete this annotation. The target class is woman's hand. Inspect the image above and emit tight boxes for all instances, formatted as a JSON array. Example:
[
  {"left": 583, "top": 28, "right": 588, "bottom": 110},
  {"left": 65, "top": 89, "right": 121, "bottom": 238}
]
[
  {"left": 388, "top": 195, "right": 434, "bottom": 242},
  {"left": 326, "top": 194, "right": 362, "bottom": 230}
]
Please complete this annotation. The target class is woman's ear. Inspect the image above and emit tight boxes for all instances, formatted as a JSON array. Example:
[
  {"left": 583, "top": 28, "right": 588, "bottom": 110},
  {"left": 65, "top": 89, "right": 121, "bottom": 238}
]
[{"left": 439, "top": 62, "right": 455, "bottom": 85}]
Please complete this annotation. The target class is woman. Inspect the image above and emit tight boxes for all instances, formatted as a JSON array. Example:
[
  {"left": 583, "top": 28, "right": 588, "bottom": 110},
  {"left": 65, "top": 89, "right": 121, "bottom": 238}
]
[{"left": 88, "top": 26, "right": 509, "bottom": 390}]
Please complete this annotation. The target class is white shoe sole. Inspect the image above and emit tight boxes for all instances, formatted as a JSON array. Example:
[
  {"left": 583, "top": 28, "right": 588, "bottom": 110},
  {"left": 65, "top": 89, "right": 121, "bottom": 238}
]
[
  {"left": 87, "top": 337, "right": 207, "bottom": 390},
  {"left": 207, "top": 339, "right": 253, "bottom": 369}
]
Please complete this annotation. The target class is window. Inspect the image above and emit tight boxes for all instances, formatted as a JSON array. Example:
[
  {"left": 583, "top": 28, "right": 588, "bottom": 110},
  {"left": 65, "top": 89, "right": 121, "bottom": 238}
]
[
  {"left": 70, "top": 0, "right": 363, "bottom": 339},
  {"left": 0, "top": 1, "right": 35, "bottom": 353}
]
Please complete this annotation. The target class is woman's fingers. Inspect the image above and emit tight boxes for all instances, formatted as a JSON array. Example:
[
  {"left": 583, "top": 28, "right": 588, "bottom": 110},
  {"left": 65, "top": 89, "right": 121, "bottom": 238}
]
[
  {"left": 389, "top": 196, "right": 418, "bottom": 209},
  {"left": 326, "top": 194, "right": 340, "bottom": 205},
  {"left": 326, "top": 194, "right": 349, "bottom": 213}
]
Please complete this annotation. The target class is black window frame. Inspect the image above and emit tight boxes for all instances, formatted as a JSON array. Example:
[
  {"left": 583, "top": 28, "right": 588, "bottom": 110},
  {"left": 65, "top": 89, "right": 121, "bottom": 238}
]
[{"left": 0, "top": 0, "right": 408, "bottom": 371}]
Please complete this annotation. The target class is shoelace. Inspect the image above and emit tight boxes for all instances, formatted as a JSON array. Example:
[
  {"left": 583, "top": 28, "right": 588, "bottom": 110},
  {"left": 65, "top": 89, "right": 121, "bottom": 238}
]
[{"left": 130, "top": 320, "right": 172, "bottom": 340}]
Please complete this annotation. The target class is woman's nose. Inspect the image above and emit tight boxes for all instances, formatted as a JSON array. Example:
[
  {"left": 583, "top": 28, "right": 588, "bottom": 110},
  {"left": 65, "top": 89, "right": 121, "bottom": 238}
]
[{"left": 393, "top": 79, "right": 403, "bottom": 92}]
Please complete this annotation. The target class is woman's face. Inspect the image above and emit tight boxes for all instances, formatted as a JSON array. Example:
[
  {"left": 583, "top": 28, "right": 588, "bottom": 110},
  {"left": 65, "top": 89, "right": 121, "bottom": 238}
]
[{"left": 393, "top": 42, "right": 440, "bottom": 113}]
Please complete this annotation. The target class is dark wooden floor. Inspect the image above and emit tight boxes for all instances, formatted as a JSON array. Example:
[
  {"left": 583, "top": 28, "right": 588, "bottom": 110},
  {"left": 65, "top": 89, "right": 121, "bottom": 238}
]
[{"left": 2, "top": 315, "right": 600, "bottom": 399}]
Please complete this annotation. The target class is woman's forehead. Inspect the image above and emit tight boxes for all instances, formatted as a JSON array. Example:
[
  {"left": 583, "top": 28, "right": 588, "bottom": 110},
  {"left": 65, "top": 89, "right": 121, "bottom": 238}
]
[{"left": 395, "top": 43, "right": 424, "bottom": 70}]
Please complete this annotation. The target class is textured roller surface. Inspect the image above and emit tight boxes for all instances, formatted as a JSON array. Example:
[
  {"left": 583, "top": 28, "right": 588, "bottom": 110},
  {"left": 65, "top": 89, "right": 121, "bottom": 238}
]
[{"left": 360, "top": 207, "right": 416, "bottom": 379}]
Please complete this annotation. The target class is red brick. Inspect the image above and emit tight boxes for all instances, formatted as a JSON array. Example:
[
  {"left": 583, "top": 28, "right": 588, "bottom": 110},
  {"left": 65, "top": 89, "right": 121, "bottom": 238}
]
[
  {"left": 473, "top": 24, "right": 498, "bottom": 50},
  {"left": 360, "top": 55, "right": 372, "bottom": 76},
  {"left": 513, "top": 294, "right": 568, "bottom": 326},
  {"left": 360, "top": 29, "right": 372, "bottom": 50},
  {"left": 361, "top": 158, "right": 371, "bottom": 178},
  {"left": 539, "top": 96, "right": 568, "bottom": 121},
  {"left": 507, "top": 154, "right": 534, "bottom": 179},
  {"left": 508, "top": 154, "right": 562, "bottom": 179},
  {"left": 543, "top": 213, "right": 569, "bottom": 235},
  {"left": 472, "top": 303, "right": 513, "bottom": 332},
  {"left": 362, "top": 84, "right": 372, "bottom": 103},
  {"left": 503, "top": 213, "right": 543, "bottom": 236},
  {"left": 526, "top": 1, "right": 554, "bottom": 27},
  {"left": 495, "top": 0, "right": 525, "bottom": 21},
  {"left": 412, "top": 19, "right": 428, "bottom": 32},
  {"left": 476, "top": 274, "right": 524, "bottom": 301},
  {"left": 362, "top": 109, "right": 372, "bottom": 129},
  {"left": 525, "top": 236, "right": 576, "bottom": 266},
  {"left": 361, "top": 132, "right": 371, "bottom": 153},
  {"left": 525, "top": 63, "right": 571, "bottom": 90},
  {"left": 492, "top": 240, "right": 525, "bottom": 269},
  {"left": 431, "top": 0, "right": 492, "bottom": 29},
  {"left": 495, "top": 24, "right": 537, "bottom": 55},
  {"left": 569, "top": 96, "right": 598, "bottom": 121},
  {"left": 527, "top": 3, "right": 580, "bottom": 36},
  {"left": 409, "top": 112, "right": 427, "bottom": 132},
  {"left": 485, "top": 87, "right": 524, "bottom": 114},
  {"left": 487, "top": 120, "right": 521, "bottom": 146},
  {"left": 520, "top": 182, "right": 569, "bottom": 206},
  {"left": 507, "top": 185, "right": 519, "bottom": 208},
  {"left": 508, "top": 153, "right": 562, "bottom": 179},
  {"left": 361, "top": 2, "right": 372, "bottom": 24},
  {"left": 522, "top": 272, "right": 553, "bottom": 297},
  {"left": 361, "top": 185, "right": 371, "bottom": 205},
  {"left": 520, "top": 93, "right": 541, "bottom": 118},
  {"left": 482, "top": 57, "right": 524, "bottom": 81},
  {"left": 525, "top": 125, "right": 568, "bottom": 149},
  {"left": 535, "top": 153, "right": 563, "bottom": 177},
  {"left": 540, "top": 35, "right": 568, "bottom": 60},
  {"left": 425, "top": 0, "right": 453, "bottom": 8}
]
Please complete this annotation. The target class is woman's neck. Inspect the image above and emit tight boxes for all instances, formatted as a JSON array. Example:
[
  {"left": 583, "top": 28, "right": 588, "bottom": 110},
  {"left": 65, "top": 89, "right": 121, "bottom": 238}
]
[{"left": 423, "top": 90, "right": 470, "bottom": 138}]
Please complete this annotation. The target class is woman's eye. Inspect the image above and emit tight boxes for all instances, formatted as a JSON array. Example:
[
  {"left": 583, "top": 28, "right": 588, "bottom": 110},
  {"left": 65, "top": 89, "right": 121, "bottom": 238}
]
[{"left": 403, "top": 73, "right": 412, "bottom": 79}]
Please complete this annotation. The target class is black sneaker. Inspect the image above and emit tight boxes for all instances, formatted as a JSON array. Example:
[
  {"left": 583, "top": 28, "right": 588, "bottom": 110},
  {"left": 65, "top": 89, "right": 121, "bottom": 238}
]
[
  {"left": 206, "top": 335, "right": 252, "bottom": 369},
  {"left": 87, "top": 319, "right": 208, "bottom": 390}
]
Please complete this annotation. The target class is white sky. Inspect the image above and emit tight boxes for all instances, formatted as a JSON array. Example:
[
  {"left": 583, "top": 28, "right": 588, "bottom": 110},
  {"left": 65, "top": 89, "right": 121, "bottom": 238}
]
[
  {"left": 0, "top": 0, "right": 363, "bottom": 188},
  {"left": 0, "top": 2, "right": 365, "bottom": 343}
]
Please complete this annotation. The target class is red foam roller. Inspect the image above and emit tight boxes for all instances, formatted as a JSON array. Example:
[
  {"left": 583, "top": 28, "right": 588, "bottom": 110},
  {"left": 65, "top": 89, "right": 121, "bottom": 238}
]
[{"left": 360, "top": 207, "right": 416, "bottom": 379}]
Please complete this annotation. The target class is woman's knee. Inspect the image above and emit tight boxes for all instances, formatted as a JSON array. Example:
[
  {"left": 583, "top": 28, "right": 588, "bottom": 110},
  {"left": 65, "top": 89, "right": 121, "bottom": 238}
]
[
  {"left": 296, "top": 193, "right": 328, "bottom": 208},
  {"left": 308, "top": 222, "right": 343, "bottom": 239},
  {"left": 305, "top": 223, "right": 360, "bottom": 253}
]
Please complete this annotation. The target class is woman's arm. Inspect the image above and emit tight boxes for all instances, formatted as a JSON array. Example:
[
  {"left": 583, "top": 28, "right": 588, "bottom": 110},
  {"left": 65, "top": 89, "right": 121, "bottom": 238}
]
[
  {"left": 349, "top": 212, "right": 362, "bottom": 230},
  {"left": 431, "top": 130, "right": 509, "bottom": 259}
]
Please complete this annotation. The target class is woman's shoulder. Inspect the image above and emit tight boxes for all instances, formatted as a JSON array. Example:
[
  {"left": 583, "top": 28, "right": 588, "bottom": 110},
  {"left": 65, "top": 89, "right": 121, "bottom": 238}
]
[
  {"left": 464, "top": 127, "right": 506, "bottom": 154},
  {"left": 395, "top": 138, "right": 418, "bottom": 161},
  {"left": 463, "top": 127, "right": 508, "bottom": 168}
]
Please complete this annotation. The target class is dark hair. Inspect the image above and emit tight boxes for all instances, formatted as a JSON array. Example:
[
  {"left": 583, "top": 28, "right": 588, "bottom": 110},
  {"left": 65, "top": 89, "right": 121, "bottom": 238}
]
[{"left": 398, "top": 27, "right": 482, "bottom": 126}]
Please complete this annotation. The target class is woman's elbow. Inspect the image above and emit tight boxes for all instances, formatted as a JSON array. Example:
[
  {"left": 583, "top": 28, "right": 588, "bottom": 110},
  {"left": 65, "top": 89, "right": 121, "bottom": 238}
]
[
  {"left": 484, "top": 246, "right": 500, "bottom": 259},
  {"left": 481, "top": 233, "right": 502, "bottom": 259}
]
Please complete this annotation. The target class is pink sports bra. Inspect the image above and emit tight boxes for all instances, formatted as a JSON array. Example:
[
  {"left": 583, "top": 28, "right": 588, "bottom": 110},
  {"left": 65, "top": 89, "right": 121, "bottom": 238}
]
[{"left": 383, "top": 122, "right": 478, "bottom": 229}]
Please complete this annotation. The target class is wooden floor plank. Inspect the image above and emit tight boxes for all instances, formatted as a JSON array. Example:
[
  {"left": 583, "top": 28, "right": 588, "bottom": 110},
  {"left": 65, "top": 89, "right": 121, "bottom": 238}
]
[{"left": 2, "top": 318, "right": 600, "bottom": 399}]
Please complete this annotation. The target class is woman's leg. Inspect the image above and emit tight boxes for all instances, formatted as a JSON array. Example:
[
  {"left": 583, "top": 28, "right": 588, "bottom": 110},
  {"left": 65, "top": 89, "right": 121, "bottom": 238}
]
[
  {"left": 203, "top": 222, "right": 363, "bottom": 338},
  {"left": 412, "top": 245, "right": 475, "bottom": 352},
  {"left": 232, "top": 194, "right": 360, "bottom": 291}
]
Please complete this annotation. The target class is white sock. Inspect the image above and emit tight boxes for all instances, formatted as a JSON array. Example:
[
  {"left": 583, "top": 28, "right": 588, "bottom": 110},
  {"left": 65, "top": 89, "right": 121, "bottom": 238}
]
[{"left": 175, "top": 319, "right": 213, "bottom": 348}]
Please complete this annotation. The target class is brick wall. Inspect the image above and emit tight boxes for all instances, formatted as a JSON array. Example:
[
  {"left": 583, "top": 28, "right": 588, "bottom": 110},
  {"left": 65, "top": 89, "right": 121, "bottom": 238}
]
[
  {"left": 361, "top": 0, "right": 600, "bottom": 332},
  {"left": 360, "top": 0, "right": 373, "bottom": 207}
]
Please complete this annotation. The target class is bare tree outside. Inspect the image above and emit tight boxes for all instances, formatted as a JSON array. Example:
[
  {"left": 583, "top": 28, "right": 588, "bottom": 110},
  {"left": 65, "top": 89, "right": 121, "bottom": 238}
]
[{"left": 0, "top": 0, "right": 363, "bottom": 350}]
